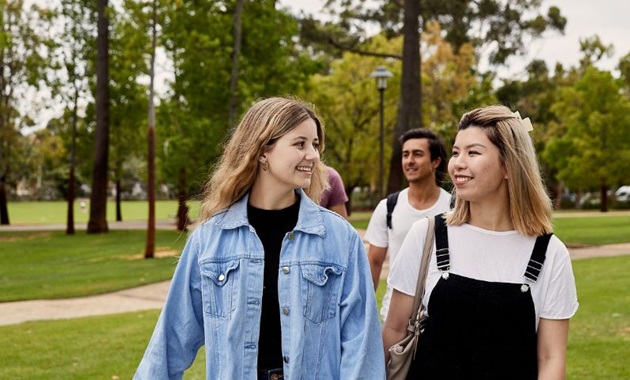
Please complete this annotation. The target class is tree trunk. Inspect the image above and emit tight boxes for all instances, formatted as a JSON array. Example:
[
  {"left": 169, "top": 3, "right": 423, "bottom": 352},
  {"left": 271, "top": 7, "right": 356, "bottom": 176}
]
[
  {"left": 0, "top": 177, "right": 9, "bottom": 225},
  {"left": 87, "top": 0, "right": 110, "bottom": 233},
  {"left": 66, "top": 85, "right": 79, "bottom": 235},
  {"left": 600, "top": 184, "right": 609, "bottom": 212},
  {"left": 176, "top": 167, "right": 189, "bottom": 231},
  {"left": 228, "top": 0, "right": 245, "bottom": 126},
  {"left": 145, "top": 0, "right": 157, "bottom": 259},
  {"left": 387, "top": 0, "right": 421, "bottom": 195},
  {"left": 115, "top": 179, "right": 122, "bottom": 221}
]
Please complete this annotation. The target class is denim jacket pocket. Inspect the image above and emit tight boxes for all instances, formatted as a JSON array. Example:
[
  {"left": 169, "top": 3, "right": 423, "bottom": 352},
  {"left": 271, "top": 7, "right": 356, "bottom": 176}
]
[
  {"left": 300, "top": 264, "right": 344, "bottom": 323},
  {"left": 200, "top": 259, "right": 240, "bottom": 318}
]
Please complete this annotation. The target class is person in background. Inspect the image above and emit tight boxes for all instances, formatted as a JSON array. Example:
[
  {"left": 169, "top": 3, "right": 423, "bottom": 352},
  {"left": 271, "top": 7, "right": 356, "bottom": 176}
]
[
  {"left": 320, "top": 165, "right": 349, "bottom": 219},
  {"left": 383, "top": 105, "right": 578, "bottom": 379},
  {"left": 364, "top": 128, "right": 451, "bottom": 323},
  {"left": 134, "top": 97, "right": 385, "bottom": 379}
]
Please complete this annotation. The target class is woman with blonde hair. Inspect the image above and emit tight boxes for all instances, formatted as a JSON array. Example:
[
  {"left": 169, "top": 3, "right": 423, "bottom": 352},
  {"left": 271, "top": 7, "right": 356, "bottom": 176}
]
[
  {"left": 383, "top": 105, "right": 578, "bottom": 379},
  {"left": 135, "top": 97, "right": 385, "bottom": 379}
]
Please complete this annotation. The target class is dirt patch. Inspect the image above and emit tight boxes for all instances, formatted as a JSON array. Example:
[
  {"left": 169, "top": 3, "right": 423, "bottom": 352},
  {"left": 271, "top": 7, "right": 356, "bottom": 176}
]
[
  {"left": 125, "top": 249, "right": 180, "bottom": 260},
  {"left": 0, "top": 231, "right": 52, "bottom": 242}
]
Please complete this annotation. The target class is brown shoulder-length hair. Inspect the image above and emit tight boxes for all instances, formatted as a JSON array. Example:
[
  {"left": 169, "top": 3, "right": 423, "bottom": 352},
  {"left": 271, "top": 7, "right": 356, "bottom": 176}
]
[
  {"left": 447, "top": 105, "right": 553, "bottom": 236},
  {"left": 197, "top": 97, "right": 328, "bottom": 224}
]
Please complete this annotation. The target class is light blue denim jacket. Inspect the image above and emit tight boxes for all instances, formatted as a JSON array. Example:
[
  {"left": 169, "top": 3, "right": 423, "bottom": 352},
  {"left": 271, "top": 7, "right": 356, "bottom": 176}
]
[{"left": 134, "top": 189, "right": 385, "bottom": 379}]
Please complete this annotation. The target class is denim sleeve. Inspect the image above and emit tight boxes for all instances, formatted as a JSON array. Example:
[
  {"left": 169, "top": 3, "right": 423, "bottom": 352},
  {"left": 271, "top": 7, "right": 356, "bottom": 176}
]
[
  {"left": 338, "top": 229, "right": 386, "bottom": 379},
  {"left": 134, "top": 231, "right": 205, "bottom": 380}
]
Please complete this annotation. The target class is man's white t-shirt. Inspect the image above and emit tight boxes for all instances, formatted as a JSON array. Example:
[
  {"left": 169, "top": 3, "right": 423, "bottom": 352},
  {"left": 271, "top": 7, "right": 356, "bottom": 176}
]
[
  {"left": 364, "top": 187, "right": 452, "bottom": 321},
  {"left": 389, "top": 217, "right": 579, "bottom": 327}
]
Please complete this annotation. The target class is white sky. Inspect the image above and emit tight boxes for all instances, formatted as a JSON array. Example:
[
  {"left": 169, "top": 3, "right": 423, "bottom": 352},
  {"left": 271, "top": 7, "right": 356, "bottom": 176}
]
[{"left": 279, "top": 0, "right": 630, "bottom": 78}]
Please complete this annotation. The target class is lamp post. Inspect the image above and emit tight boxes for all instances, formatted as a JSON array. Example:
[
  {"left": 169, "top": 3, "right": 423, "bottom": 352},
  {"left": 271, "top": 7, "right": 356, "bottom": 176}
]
[{"left": 370, "top": 66, "right": 393, "bottom": 201}]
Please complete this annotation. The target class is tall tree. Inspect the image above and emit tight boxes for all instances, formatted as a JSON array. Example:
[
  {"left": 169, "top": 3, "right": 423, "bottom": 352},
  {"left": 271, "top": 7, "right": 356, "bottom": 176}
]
[
  {"left": 158, "top": 0, "right": 320, "bottom": 228},
  {"left": 87, "top": 0, "right": 110, "bottom": 233},
  {"left": 301, "top": 0, "right": 566, "bottom": 193},
  {"left": 145, "top": 0, "right": 157, "bottom": 258},
  {"left": 54, "top": 0, "right": 95, "bottom": 234},
  {"left": 0, "top": 0, "right": 53, "bottom": 225},
  {"left": 544, "top": 67, "right": 630, "bottom": 212}
]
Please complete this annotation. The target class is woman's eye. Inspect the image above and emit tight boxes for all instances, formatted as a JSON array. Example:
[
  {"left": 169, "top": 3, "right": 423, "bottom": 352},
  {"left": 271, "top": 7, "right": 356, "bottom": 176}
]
[{"left": 313, "top": 143, "right": 320, "bottom": 149}]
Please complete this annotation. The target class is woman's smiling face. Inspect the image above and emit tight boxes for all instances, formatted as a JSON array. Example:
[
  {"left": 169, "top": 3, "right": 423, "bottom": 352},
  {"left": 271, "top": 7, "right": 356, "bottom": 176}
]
[
  {"left": 449, "top": 126, "right": 508, "bottom": 204},
  {"left": 262, "top": 118, "right": 320, "bottom": 192}
]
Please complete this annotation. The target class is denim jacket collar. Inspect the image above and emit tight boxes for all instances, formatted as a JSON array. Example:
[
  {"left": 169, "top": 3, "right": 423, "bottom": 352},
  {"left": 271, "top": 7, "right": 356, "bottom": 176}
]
[{"left": 215, "top": 188, "right": 326, "bottom": 238}]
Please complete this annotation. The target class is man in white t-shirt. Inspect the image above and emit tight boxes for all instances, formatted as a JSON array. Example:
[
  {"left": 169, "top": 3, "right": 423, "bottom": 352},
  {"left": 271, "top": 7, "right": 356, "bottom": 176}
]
[{"left": 364, "top": 128, "right": 452, "bottom": 323}]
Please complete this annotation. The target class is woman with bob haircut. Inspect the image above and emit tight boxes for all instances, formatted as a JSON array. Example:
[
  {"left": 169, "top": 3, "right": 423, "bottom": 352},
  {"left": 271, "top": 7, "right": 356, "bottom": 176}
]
[
  {"left": 383, "top": 105, "right": 578, "bottom": 379},
  {"left": 134, "top": 97, "right": 385, "bottom": 379}
]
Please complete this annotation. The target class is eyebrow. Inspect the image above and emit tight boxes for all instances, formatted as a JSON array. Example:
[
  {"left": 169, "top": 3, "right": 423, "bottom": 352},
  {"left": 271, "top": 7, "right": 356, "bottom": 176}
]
[
  {"left": 452, "top": 143, "right": 486, "bottom": 150},
  {"left": 292, "top": 135, "right": 319, "bottom": 142}
]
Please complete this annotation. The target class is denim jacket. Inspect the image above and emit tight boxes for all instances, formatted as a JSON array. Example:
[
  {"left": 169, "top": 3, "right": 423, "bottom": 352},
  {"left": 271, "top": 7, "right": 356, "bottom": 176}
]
[{"left": 134, "top": 189, "right": 385, "bottom": 379}]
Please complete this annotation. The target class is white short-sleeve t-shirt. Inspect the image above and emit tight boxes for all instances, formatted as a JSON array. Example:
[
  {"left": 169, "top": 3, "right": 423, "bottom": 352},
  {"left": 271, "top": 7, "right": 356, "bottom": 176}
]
[
  {"left": 388, "top": 217, "right": 579, "bottom": 327},
  {"left": 364, "top": 188, "right": 452, "bottom": 321}
]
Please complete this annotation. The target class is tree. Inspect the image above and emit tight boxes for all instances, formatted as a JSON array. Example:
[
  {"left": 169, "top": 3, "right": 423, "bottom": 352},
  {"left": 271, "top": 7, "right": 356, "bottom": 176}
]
[
  {"left": 300, "top": 0, "right": 566, "bottom": 193},
  {"left": 158, "top": 0, "right": 321, "bottom": 228},
  {"left": 53, "top": 0, "right": 95, "bottom": 234},
  {"left": 87, "top": 0, "right": 110, "bottom": 233},
  {"left": 0, "top": 0, "right": 53, "bottom": 224},
  {"left": 544, "top": 67, "right": 630, "bottom": 212}
]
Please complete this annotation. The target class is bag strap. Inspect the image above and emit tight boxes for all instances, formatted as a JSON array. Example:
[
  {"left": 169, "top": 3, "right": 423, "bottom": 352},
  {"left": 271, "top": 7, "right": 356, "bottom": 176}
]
[
  {"left": 407, "top": 215, "right": 436, "bottom": 324},
  {"left": 386, "top": 191, "right": 401, "bottom": 229}
]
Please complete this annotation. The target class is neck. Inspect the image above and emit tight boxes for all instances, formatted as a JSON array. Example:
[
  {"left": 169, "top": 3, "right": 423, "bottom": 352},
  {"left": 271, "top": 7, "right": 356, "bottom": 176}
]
[
  {"left": 468, "top": 201, "right": 513, "bottom": 231},
  {"left": 249, "top": 181, "right": 297, "bottom": 210},
  {"left": 407, "top": 180, "right": 441, "bottom": 209}
]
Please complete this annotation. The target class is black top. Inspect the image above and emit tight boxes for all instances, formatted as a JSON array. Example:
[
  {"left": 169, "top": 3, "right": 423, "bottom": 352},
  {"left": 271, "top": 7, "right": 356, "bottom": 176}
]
[{"left": 248, "top": 199, "right": 299, "bottom": 370}]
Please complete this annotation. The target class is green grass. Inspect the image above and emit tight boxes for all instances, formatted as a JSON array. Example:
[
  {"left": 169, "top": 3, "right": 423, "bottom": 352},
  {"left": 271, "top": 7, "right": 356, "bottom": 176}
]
[
  {"left": 552, "top": 215, "right": 630, "bottom": 246},
  {"left": 0, "top": 310, "right": 206, "bottom": 379},
  {"left": 0, "top": 230, "right": 187, "bottom": 302},
  {"left": 1, "top": 255, "right": 628, "bottom": 379},
  {"left": 6, "top": 200, "right": 200, "bottom": 224},
  {"left": 566, "top": 255, "right": 630, "bottom": 379}
]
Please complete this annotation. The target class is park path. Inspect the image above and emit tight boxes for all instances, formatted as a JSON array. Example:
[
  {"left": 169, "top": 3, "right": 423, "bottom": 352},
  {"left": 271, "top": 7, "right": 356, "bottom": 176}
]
[{"left": 1, "top": 223, "right": 630, "bottom": 326}]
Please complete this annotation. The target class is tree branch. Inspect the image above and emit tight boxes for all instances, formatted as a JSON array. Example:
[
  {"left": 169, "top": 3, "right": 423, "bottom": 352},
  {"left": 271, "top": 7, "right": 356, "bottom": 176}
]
[{"left": 326, "top": 36, "right": 402, "bottom": 60}]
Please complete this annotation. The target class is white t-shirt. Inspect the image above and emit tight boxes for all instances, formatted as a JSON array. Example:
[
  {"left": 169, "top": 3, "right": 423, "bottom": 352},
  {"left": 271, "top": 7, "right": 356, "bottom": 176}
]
[
  {"left": 388, "top": 217, "right": 579, "bottom": 327},
  {"left": 364, "top": 187, "right": 452, "bottom": 321}
]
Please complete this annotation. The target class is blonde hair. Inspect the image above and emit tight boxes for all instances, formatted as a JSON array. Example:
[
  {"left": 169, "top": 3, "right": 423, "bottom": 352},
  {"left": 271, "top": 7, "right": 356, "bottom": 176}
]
[
  {"left": 197, "top": 97, "right": 328, "bottom": 223},
  {"left": 447, "top": 105, "right": 553, "bottom": 236}
]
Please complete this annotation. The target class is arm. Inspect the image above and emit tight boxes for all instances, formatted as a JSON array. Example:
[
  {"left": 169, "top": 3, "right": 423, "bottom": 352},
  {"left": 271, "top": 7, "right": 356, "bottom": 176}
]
[
  {"left": 339, "top": 232, "right": 386, "bottom": 379},
  {"left": 329, "top": 202, "right": 349, "bottom": 219},
  {"left": 537, "top": 318, "right": 570, "bottom": 380},
  {"left": 382, "top": 289, "right": 414, "bottom": 364},
  {"left": 367, "top": 244, "right": 388, "bottom": 290},
  {"left": 134, "top": 234, "right": 205, "bottom": 380}
]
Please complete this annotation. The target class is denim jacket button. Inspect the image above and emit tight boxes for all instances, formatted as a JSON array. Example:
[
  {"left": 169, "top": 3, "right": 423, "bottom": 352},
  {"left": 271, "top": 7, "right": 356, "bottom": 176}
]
[
  {"left": 283, "top": 355, "right": 289, "bottom": 363},
  {"left": 288, "top": 232, "right": 295, "bottom": 240},
  {"left": 282, "top": 266, "right": 290, "bottom": 274},
  {"left": 283, "top": 307, "right": 290, "bottom": 315},
  {"left": 218, "top": 274, "right": 225, "bottom": 282}
]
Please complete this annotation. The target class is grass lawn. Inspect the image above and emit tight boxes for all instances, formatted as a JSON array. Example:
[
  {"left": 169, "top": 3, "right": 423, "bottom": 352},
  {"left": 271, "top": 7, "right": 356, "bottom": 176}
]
[
  {"left": 6, "top": 200, "right": 200, "bottom": 225},
  {"left": 552, "top": 215, "right": 630, "bottom": 246},
  {"left": 0, "top": 255, "right": 628, "bottom": 379},
  {"left": 0, "top": 230, "right": 187, "bottom": 302}
]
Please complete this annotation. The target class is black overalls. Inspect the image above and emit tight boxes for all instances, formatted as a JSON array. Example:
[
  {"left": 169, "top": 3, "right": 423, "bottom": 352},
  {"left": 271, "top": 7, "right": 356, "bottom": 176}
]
[{"left": 407, "top": 214, "right": 552, "bottom": 380}]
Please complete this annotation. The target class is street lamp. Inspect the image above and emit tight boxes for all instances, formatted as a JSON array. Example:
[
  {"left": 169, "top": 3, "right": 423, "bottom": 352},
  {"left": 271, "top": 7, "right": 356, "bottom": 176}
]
[{"left": 370, "top": 66, "right": 393, "bottom": 201}]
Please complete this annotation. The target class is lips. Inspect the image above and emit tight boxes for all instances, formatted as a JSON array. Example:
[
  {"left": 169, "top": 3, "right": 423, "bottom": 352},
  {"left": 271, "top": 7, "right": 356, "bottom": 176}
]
[
  {"left": 296, "top": 166, "right": 312, "bottom": 173},
  {"left": 453, "top": 175, "right": 472, "bottom": 185}
]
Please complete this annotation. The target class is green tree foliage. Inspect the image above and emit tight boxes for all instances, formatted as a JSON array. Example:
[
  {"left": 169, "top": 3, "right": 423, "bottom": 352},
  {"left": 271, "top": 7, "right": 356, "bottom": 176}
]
[
  {"left": 157, "top": 0, "right": 321, "bottom": 224},
  {"left": 109, "top": 0, "right": 150, "bottom": 221},
  {"left": 307, "top": 26, "right": 487, "bottom": 202},
  {"left": 544, "top": 67, "right": 630, "bottom": 211},
  {"left": 299, "top": 0, "right": 565, "bottom": 193},
  {"left": 0, "top": 0, "right": 54, "bottom": 224}
]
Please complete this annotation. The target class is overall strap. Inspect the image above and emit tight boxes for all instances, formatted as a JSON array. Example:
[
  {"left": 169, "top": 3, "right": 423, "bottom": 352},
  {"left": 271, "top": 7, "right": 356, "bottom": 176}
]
[
  {"left": 434, "top": 213, "right": 450, "bottom": 272},
  {"left": 524, "top": 233, "right": 553, "bottom": 283}
]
